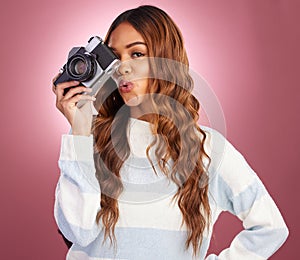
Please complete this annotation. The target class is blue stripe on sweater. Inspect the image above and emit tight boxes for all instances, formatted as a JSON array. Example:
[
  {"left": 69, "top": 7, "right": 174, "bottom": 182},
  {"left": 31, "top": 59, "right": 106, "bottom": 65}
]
[
  {"left": 71, "top": 227, "right": 210, "bottom": 260},
  {"left": 57, "top": 197, "right": 212, "bottom": 259},
  {"left": 55, "top": 199, "right": 100, "bottom": 247},
  {"left": 209, "top": 170, "right": 266, "bottom": 215},
  {"left": 238, "top": 226, "right": 289, "bottom": 258}
]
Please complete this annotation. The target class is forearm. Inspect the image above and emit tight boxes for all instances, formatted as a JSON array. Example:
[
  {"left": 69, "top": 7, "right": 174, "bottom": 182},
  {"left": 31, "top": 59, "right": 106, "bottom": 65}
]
[
  {"left": 206, "top": 128, "right": 289, "bottom": 259},
  {"left": 207, "top": 180, "right": 289, "bottom": 259},
  {"left": 54, "top": 134, "right": 102, "bottom": 247}
]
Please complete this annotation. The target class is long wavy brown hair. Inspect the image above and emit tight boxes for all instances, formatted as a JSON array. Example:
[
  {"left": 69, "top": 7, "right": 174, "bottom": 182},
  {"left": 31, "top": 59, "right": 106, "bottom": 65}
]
[{"left": 92, "top": 5, "right": 211, "bottom": 257}]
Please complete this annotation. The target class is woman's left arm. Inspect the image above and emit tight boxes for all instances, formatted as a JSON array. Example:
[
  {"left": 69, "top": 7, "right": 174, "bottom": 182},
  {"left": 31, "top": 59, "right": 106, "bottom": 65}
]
[{"left": 205, "top": 129, "right": 289, "bottom": 259}]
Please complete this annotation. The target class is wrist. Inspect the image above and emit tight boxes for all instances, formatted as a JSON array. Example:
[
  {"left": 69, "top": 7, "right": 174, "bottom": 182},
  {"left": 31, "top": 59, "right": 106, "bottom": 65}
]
[{"left": 71, "top": 127, "right": 92, "bottom": 136}]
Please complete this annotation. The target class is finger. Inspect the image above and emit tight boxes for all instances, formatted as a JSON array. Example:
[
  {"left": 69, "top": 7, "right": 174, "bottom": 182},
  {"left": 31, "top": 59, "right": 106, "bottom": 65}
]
[
  {"left": 64, "top": 93, "right": 96, "bottom": 108},
  {"left": 52, "top": 73, "right": 62, "bottom": 93},
  {"left": 52, "top": 73, "right": 61, "bottom": 84},
  {"left": 63, "top": 86, "right": 92, "bottom": 100},
  {"left": 55, "top": 80, "right": 81, "bottom": 96}
]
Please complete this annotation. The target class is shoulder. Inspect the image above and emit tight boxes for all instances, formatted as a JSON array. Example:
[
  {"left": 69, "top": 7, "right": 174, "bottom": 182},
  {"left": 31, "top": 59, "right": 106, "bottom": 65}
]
[
  {"left": 197, "top": 125, "right": 228, "bottom": 169},
  {"left": 199, "top": 125, "right": 262, "bottom": 201},
  {"left": 198, "top": 125, "right": 257, "bottom": 185},
  {"left": 199, "top": 124, "right": 248, "bottom": 161}
]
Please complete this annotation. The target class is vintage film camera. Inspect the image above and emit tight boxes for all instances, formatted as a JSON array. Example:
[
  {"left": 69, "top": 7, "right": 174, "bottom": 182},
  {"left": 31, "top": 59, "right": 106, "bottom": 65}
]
[{"left": 54, "top": 36, "right": 120, "bottom": 107}]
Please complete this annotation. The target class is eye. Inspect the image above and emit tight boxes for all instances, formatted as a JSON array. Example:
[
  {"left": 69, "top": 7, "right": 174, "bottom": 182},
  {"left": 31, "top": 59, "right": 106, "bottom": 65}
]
[{"left": 132, "top": 52, "right": 145, "bottom": 58}]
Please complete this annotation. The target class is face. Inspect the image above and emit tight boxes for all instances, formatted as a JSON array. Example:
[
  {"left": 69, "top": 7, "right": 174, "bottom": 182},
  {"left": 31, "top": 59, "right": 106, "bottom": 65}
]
[{"left": 108, "top": 22, "right": 150, "bottom": 107}]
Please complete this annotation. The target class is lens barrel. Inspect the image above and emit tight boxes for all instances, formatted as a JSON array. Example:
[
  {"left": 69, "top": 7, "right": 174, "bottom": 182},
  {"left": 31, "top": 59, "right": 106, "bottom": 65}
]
[{"left": 66, "top": 53, "right": 96, "bottom": 81}]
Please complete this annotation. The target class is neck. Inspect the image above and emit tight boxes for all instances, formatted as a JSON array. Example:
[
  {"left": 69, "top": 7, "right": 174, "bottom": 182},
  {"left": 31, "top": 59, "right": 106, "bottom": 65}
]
[{"left": 129, "top": 104, "right": 156, "bottom": 124}]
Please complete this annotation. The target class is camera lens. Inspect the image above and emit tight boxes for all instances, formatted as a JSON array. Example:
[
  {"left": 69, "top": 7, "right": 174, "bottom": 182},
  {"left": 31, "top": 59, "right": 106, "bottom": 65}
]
[
  {"left": 73, "top": 59, "right": 87, "bottom": 75},
  {"left": 67, "top": 53, "right": 96, "bottom": 81}
]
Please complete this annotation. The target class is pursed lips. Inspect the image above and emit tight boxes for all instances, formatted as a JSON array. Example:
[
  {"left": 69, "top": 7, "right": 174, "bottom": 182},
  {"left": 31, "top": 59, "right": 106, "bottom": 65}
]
[{"left": 119, "top": 79, "right": 134, "bottom": 93}]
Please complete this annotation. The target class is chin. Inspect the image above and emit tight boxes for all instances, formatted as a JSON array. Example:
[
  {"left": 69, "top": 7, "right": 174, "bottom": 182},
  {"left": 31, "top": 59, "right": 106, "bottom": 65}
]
[{"left": 123, "top": 96, "right": 144, "bottom": 107}]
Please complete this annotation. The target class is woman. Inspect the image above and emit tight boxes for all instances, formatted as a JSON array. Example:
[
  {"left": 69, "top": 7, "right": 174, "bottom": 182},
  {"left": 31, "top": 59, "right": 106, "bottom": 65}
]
[{"left": 53, "top": 5, "right": 288, "bottom": 260}]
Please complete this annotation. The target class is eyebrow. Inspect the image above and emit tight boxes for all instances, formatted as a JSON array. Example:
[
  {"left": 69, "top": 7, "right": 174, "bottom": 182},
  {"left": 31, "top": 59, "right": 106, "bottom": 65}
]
[
  {"left": 126, "top": 41, "right": 147, "bottom": 48},
  {"left": 110, "top": 41, "right": 147, "bottom": 51}
]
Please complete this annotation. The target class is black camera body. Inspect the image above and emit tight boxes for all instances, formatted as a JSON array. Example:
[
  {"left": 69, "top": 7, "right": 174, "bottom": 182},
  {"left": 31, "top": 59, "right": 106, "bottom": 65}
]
[{"left": 54, "top": 36, "right": 119, "bottom": 106}]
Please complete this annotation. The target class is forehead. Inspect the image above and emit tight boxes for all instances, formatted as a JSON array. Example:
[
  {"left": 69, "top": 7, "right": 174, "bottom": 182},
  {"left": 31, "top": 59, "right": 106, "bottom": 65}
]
[{"left": 108, "top": 22, "right": 145, "bottom": 48}]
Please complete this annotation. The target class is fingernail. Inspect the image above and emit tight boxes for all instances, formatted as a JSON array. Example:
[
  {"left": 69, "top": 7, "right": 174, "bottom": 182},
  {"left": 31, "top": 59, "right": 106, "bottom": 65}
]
[
  {"left": 91, "top": 97, "right": 96, "bottom": 101},
  {"left": 86, "top": 88, "right": 92, "bottom": 92}
]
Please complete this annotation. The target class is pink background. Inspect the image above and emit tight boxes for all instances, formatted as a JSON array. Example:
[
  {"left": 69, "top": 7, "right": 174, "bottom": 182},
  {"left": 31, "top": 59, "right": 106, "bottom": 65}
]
[{"left": 0, "top": 0, "right": 299, "bottom": 259}]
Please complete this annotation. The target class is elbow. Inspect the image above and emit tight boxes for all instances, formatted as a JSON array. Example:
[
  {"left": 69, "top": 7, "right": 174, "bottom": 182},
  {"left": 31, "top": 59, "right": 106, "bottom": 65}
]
[
  {"left": 58, "top": 224, "right": 99, "bottom": 248},
  {"left": 54, "top": 201, "right": 100, "bottom": 248},
  {"left": 272, "top": 224, "right": 289, "bottom": 252},
  {"left": 71, "top": 225, "right": 101, "bottom": 247},
  {"left": 280, "top": 225, "right": 289, "bottom": 245},
  {"left": 75, "top": 234, "right": 98, "bottom": 248}
]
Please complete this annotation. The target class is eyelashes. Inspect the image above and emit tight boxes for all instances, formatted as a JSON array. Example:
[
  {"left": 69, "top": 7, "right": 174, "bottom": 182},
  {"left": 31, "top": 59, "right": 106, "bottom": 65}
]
[
  {"left": 111, "top": 50, "right": 147, "bottom": 59},
  {"left": 131, "top": 52, "right": 146, "bottom": 58}
]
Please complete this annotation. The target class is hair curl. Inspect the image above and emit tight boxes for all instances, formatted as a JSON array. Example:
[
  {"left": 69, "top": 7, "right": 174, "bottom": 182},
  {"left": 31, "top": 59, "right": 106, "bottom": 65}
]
[{"left": 92, "top": 5, "right": 211, "bottom": 257}]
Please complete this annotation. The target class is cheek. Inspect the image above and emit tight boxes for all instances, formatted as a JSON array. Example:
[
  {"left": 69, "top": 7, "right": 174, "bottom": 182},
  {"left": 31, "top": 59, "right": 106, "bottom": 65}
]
[
  {"left": 135, "top": 78, "right": 149, "bottom": 95},
  {"left": 132, "top": 59, "right": 149, "bottom": 81}
]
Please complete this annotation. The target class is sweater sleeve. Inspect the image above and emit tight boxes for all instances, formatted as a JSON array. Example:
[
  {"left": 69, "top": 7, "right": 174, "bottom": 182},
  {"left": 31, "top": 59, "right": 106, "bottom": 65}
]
[
  {"left": 205, "top": 128, "right": 289, "bottom": 260},
  {"left": 54, "top": 134, "right": 102, "bottom": 247}
]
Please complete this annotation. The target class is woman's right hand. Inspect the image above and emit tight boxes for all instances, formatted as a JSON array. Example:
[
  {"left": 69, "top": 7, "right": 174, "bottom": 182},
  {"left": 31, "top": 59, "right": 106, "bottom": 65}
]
[{"left": 52, "top": 75, "right": 96, "bottom": 136}]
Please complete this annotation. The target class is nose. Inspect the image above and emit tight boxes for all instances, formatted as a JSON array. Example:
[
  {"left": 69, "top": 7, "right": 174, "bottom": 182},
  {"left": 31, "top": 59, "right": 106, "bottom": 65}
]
[{"left": 117, "top": 60, "right": 132, "bottom": 75}]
